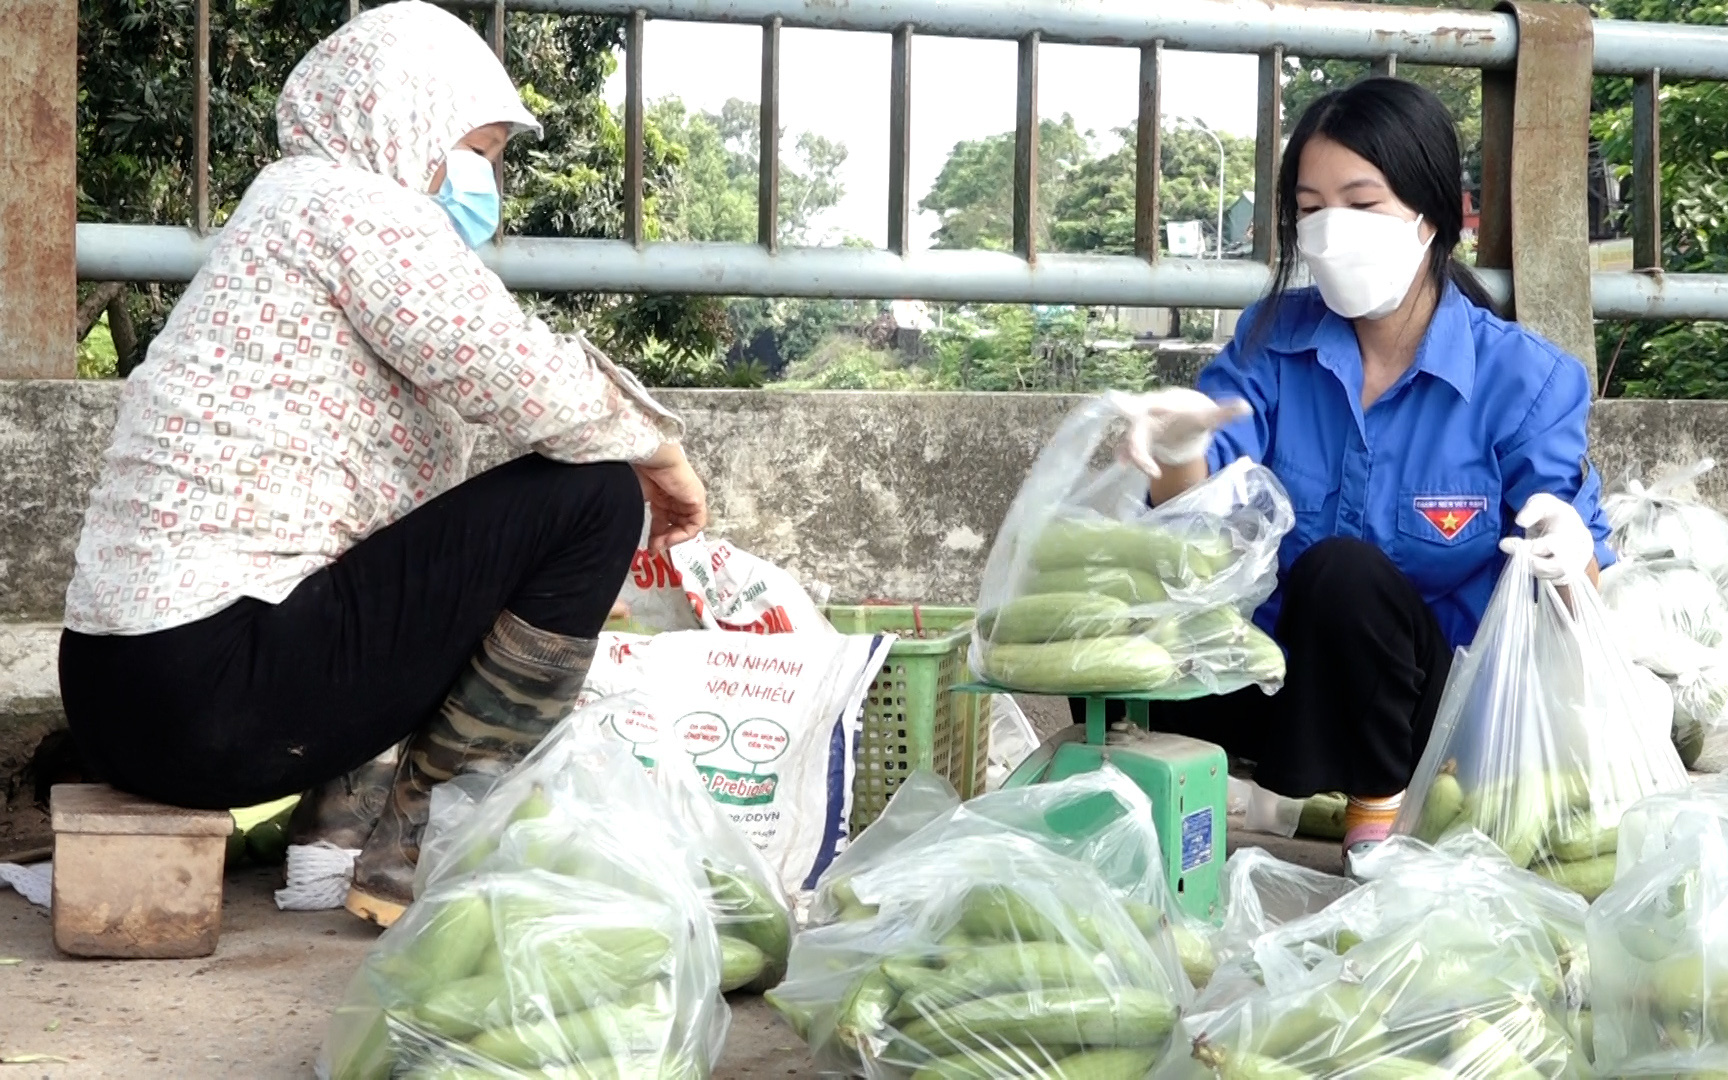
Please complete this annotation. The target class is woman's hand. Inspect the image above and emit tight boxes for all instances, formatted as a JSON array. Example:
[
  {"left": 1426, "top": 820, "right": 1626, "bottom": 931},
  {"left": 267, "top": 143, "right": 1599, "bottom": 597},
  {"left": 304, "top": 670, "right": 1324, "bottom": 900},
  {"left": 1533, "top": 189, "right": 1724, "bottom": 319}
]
[
  {"left": 635, "top": 444, "right": 708, "bottom": 553},
  {"left": 1112, "top": 388, "right": 1251, "bottom": 479},
  {"left": 1499, "top": 493, "right": 1595, "bottom": 583}
]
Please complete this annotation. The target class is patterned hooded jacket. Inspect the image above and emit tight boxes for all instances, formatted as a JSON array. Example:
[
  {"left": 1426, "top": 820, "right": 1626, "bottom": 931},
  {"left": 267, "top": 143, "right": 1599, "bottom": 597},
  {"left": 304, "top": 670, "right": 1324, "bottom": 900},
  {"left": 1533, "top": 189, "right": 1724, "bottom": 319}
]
[{"left": 66, "top": 0, "right": 680, "bottom": 635}]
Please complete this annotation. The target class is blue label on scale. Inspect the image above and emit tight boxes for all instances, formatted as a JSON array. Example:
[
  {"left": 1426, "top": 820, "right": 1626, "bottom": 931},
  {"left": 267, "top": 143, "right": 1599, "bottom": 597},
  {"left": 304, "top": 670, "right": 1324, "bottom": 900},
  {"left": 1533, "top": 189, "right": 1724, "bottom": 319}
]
[{"left": 1180, "top": 807, "right": 1214, "bottom": 873}]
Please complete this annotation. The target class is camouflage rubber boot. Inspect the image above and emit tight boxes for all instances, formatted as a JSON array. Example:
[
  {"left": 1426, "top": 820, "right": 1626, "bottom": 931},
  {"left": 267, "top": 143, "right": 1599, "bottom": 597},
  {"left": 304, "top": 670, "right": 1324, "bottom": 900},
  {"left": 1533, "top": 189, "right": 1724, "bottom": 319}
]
[
  {"left": 287, "top": 743, "right": 402, "bottom": 851},
  {"left": 344, "top": 611, "right": 596, "bottom": 928}
]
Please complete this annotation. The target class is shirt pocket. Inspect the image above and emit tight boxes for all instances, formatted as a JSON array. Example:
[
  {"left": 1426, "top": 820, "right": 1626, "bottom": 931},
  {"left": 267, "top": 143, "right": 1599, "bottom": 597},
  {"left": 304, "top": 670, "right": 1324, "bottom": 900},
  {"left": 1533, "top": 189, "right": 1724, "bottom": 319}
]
[
  {"left": 1269, "top": 454, "right": 1339, "bottom": 558},
  {"left": 1393, "top": 480, "right": 1503, "bottom": 595}
]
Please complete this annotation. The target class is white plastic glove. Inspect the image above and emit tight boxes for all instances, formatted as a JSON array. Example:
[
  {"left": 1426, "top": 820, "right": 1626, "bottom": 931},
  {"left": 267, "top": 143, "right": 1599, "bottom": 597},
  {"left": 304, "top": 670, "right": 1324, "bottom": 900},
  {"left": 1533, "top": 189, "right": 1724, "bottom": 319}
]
[
  {"left": 1110, "top": 388, "right": 1252, "bottom": 479},
  {"left": 1499, "top": 492, "right": 1595, "bottom": 582}
]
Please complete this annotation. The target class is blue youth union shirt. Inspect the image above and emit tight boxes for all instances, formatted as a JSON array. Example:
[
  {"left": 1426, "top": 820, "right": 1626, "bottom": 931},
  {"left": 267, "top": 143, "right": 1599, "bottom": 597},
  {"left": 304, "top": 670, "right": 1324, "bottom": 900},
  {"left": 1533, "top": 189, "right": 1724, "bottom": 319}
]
[{"left": 1197, "top": 284, "right": 1615, "bottom": 650}]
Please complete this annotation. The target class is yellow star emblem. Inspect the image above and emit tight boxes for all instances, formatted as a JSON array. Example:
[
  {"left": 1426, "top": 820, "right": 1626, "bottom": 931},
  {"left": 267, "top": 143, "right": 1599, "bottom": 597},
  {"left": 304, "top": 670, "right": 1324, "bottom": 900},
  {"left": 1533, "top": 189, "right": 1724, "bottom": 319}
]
[{"left": 1440, "top": 511, "right": 1460, "bottom": 532}]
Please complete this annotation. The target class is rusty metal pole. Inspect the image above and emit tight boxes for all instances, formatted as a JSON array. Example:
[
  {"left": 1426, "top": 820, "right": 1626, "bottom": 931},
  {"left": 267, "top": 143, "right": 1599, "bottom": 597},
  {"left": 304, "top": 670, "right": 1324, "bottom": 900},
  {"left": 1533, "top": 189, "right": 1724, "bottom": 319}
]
[
  {"left": 487, "top": 0, "right": 507, "bottom": 243},
  {"left": 0, "top": 0, "right": 76, "bottom": 378},
  {"left": 1631, "top": 70, "right": 1662, "bottom": 271},
  {"left": 1477, "top": 1, "right": 1597, "bottom": 382},
  {"left": 623, "top": 10, "right": 645, "bottom": 248},
  {"left": 1251, "top": 48, "right": 1283, "bottom": 267},
  {"left": 887, "top": 25, "right": 913, "bottom": 256},
  {"left": 193, "top": 0, "right": 210, "bottom": 235},
  {"left": 1013, "top": 32, "right": 1039, "bottom": 263},
  {"left": 1133, "top": 42, "right": 1162, "bottom": 263},
  {"left": 758, "top": 17, "right": 781, "bottom": 253}
]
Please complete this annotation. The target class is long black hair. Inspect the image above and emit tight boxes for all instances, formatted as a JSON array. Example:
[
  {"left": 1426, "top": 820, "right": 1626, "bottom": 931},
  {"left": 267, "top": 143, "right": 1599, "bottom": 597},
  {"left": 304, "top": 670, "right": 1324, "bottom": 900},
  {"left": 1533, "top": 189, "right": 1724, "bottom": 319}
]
[{"left": 1244, "top": 77, "right": 1494, "bottom": 352}]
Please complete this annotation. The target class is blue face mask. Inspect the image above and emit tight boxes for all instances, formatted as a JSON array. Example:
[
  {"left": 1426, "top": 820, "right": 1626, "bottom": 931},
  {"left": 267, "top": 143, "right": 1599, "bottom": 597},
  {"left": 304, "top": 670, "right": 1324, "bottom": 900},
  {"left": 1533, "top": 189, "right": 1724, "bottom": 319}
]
[{"left": 434, "top": 149, "right": 500, "bottom": 249}]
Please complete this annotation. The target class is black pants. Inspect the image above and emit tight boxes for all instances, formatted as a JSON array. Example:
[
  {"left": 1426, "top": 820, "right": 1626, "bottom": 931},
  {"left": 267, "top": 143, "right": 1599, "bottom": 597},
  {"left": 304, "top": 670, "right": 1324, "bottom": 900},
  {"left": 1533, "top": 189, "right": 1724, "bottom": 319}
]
[
  {"left": 1068, "top": 538, "right": 1453, "bottom": 800},
  {"left": 59, "top": 455, "right": 644, "bottom": 810}
]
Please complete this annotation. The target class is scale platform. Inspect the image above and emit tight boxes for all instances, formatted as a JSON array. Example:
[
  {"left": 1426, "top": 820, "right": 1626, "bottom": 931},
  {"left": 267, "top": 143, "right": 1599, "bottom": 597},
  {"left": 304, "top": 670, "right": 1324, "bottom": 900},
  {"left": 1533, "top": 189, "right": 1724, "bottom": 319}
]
[{"left": 956, "top": 682, "right": 1228, "bottom": 924}]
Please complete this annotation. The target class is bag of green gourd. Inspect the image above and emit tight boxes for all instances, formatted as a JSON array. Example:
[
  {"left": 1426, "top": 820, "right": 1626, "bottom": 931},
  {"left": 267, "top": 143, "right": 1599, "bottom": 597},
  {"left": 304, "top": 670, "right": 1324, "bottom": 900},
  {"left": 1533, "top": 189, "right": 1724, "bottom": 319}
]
[
  {"left": 766, "top": 830, "right": 1189, "bottom": 1079},
  {"left": 318, "top": 703, "right": 727, "bottom": 1080},
  {"left": 646, "top": 733, "right": 794, "bottom": 994},
  {"left": 970, "top": 393, "right": 1294, "bottom": 699},
  {"left": 1393, "top": 541, "right": 1689, "bottom": 900},
  {"left": 414, "top": 697, "right": 794, "bottom": 997},
  {"left": 1587, "top": 798, "right": 1728, "bottom": 1077},
  {"left": 1160, "top": 833, "right": 1590, "bottom": 1080},
  {"left": 809, "top": 765, "right": 1216, "bottom": 993}
]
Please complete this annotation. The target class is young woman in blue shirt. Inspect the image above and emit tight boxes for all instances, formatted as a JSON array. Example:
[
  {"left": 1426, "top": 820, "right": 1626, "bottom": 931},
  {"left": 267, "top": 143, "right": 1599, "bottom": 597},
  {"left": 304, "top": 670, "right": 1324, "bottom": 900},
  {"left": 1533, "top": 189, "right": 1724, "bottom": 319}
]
[{"left": 1110, "top": 77, "right": 1611, "bottom": 864}]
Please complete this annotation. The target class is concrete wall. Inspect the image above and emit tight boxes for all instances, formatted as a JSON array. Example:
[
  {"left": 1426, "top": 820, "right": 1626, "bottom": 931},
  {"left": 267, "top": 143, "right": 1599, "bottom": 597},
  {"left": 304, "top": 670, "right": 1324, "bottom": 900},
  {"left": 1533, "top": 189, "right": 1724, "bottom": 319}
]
[
  {"left": 11, "top": 380, "right": 1728, "bottom": 624},
  {"left": 6, "top": 379, "right": 1728, "bottom": 801}
]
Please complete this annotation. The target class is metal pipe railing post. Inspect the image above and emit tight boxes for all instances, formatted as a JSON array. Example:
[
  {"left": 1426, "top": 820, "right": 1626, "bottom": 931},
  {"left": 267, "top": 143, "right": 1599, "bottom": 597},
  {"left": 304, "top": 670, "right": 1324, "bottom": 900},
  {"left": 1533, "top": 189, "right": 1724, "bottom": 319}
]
[
  {"left": 58, "top": 0, "right": 1728, "bottom": 328},
  {"left": 1, "top": 0, "right": 76, "bottom": 377},
  {"left": 1133, "top": 42, "right": 1162, "bottom": 263},
  {"left": 1013, "top": 32, "right": 1040, "bottom": 263},
  {"left": 193, "top": 0, "right": 211, "bottom": 235},
  {"left": 623, "top": 10, "right": 646, "bottom": 248},
  {"left": 758, "top": 17, "right": 782, "bottom": 252},
  {"left": 1632, "top": 69, "right": 1663, "bottom": 271},
  {"left": 1251, "top": 48, "right": 1283, "bottom": 267},
  {"left": 887, "top": 24, "right": 914, "bottom": 256}
]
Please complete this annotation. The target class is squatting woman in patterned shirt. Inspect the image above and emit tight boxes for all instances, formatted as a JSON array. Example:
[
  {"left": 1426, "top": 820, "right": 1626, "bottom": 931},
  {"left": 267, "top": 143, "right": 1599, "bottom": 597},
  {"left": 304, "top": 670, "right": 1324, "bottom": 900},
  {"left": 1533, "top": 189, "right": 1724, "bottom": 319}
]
[{"left": 57, "top": 0, "right": 699, "bottom": 927}]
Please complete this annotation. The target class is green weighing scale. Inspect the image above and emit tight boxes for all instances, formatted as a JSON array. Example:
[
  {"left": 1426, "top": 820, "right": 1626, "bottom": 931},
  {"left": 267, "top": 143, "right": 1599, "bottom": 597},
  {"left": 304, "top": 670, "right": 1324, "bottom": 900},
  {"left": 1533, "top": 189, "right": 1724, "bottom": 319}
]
[{"left": 956, "top": 683, "right": 1229, "bottom": 925}]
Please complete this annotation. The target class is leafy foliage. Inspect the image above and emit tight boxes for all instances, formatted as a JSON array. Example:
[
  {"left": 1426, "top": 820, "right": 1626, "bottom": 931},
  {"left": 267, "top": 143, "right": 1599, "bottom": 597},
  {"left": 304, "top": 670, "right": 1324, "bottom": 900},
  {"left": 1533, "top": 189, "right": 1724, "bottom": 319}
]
[
  {"left": 926, "top": 306, "right": 1157, "bottom": 393},
  {"left": 919, "top": 116, "right": 1092, "bottom": 251},
  {"left": 650, "top": 98, "right": 847, "bottom": 245},
  {"left": 75, "top": 1, "right": 837, "bottom": 386},
  {"left": 1591, "top": 0, "right": 1728, "bottom": 397},
  {"left": 775, "top": 334, "right": 940, "bottom": 391},
  {"left": 919, "top": 117, "right": 1253, "bottom": 256},
  {"left": 1049, "top": 125, "right": 1256, "bottom": 254},
  {"left": 78, "top": 0, "right": 356, "bottom": 369}
]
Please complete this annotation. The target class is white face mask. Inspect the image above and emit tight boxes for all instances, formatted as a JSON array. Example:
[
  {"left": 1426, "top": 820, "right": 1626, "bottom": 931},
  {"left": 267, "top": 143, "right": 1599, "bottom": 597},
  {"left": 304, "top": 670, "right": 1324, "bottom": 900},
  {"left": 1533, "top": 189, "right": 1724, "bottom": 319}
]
[{"left": 1295, "top": 207, "right": 1433, "bottom": 321}]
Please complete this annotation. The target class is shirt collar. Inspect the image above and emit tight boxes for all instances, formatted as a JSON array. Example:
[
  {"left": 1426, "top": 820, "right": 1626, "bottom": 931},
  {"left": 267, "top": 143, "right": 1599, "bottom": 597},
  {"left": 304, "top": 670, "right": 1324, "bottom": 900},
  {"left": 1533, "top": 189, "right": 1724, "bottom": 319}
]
[
  {"left": 1412, "top": 284, "right": 1477, "bottom": 402},
  {"left": 1279, "top": 284, "right": 1477, "bottom": 403}
]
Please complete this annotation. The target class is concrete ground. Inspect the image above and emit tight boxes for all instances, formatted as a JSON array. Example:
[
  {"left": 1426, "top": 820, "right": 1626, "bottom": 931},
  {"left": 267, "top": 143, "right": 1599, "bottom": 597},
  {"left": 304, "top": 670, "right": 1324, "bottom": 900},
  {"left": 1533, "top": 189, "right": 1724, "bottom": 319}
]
[
  {"left": 0, "top": 823, "right": 1337, "bottom": 1079},
  {"left": 0, "top": 695, "right": 1335, "bottom": 1076}
]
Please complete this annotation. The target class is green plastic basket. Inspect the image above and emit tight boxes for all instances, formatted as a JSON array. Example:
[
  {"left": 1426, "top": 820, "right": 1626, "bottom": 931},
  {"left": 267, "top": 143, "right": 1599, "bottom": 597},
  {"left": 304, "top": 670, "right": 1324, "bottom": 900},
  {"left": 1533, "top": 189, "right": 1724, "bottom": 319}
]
[{"left": 822, "top": 604, "right": 986, "bottom": 832}]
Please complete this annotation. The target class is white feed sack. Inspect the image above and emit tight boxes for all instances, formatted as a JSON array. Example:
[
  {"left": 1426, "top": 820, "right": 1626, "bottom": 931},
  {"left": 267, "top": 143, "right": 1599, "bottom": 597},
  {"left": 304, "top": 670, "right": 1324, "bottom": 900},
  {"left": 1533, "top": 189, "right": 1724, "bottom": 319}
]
[
  {"left": 614, "top": 524, "right": 834, "bottom": 634},
  {"left": 575, "top": 629, "right": 894, "bottom": 895}
]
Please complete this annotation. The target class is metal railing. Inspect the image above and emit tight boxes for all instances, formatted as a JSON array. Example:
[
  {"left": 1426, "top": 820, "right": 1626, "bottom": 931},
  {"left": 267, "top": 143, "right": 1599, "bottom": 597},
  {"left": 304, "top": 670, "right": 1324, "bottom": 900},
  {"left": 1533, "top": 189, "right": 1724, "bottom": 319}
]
[{"left": 74, "top": 0, "right": 1728, "bottom": 323}]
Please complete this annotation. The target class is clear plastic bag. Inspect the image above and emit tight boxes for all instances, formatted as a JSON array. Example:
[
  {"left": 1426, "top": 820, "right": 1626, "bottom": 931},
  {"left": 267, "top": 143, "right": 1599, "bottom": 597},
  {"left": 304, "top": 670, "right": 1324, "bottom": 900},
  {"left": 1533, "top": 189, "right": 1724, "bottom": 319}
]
[
  {"left": 1613, "top": 773, "right": 1728, "bottom": 875},
  {"left": 767, "top": 830, "right": 1190, "bottom": 1079},
  {"left": 1162, "top": 833, "right": 1591, "bottom": 1080},
  {"left": 643, "top": 744, "right": 794, "bottom": 994},
  {"left": 970, "top": 394, "right": 1294, "bottom": 699},
  {"left": 809, "top": 766, "right": 1215, "bottom": 994},
  {"left": 1588, "top": 819, "right": 1728, "bottom": 1076},
  {"left": 1604, "top": 458, "right": 1728, "bottom": 590},
  {"left": 1215, "top": 847, "right": 1357, "bottom": 959},
  {"left": 416, "top": 700, "right": 793, "bottom": 997},
  {"left": 1392, "top": 543, "right": 1690, "bottom": 898},
  {"left": 319, "top": 705, "right": 727, "bottom": 1080},
  {"left": 985, "top": 696, "right": 1040, "bottom": 793},
  {"left": 1600, "top": 557, "right": 1728, "bottom": 754}
]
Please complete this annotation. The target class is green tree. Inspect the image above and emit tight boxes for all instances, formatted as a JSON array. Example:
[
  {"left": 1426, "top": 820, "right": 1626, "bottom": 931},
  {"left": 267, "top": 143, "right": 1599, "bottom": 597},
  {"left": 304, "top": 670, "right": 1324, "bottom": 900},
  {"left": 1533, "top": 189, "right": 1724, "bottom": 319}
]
[
  {"left": 650, "top": 97, "right": 847, "bottom": 245},
  {"left": 1049, "top": 125, "right": 1256, "bottom": 255},
  {"left": 919, "top": 115, "right": 1092, "bottom": 251},
  {"left": 76, "top": 2, "right": 740, "bottom": 384},
  {"left": 77, "top": 0, "right": 355, "bottom": 370},
  {"left": 638, "top": 97, "right": 851, "bottom": 380},
  {"left": 1591, "top": 0, "right": 1728, "bottom": 398}
]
